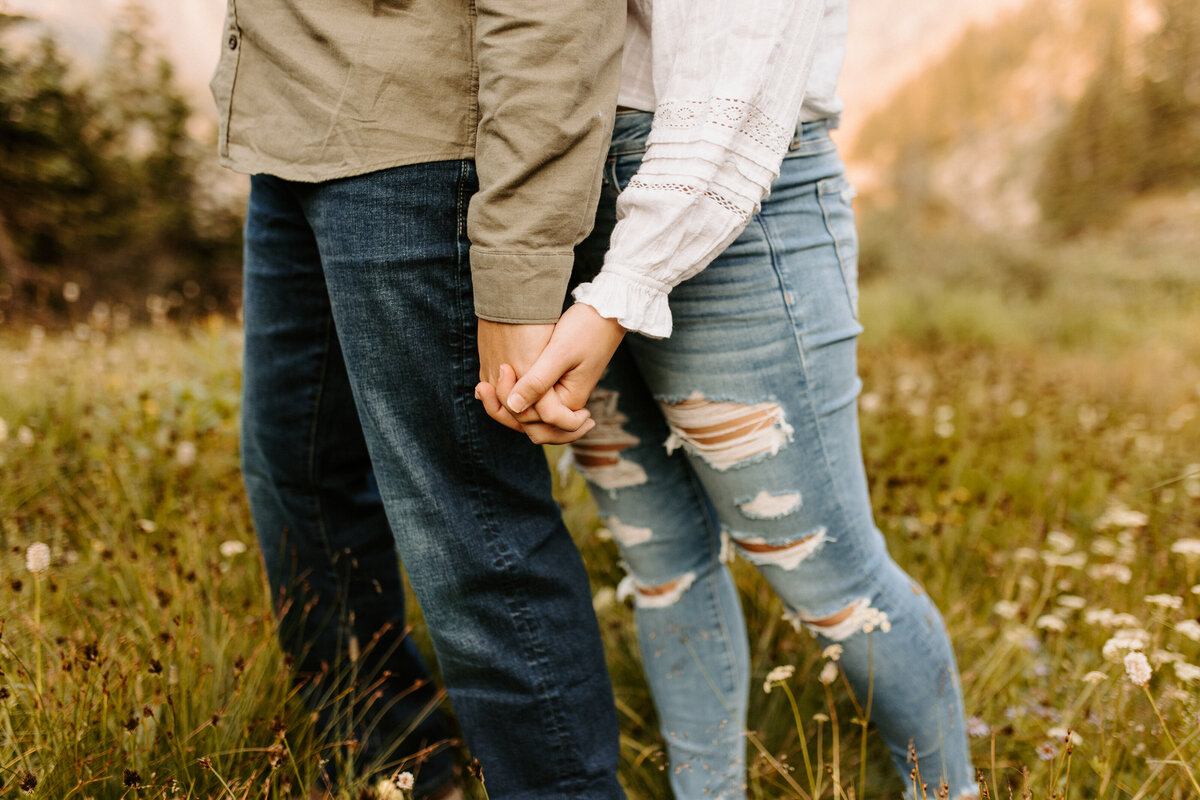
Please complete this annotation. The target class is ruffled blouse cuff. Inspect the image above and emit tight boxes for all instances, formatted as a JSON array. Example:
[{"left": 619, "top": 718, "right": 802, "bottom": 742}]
[{"left": 572, "top": 268, "right": 673, "bottom": 339}]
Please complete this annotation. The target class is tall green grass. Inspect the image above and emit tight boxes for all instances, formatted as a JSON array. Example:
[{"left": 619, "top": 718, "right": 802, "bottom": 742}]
[{"left": 2, "top": 218, "right": 1199, "bottom": 798}]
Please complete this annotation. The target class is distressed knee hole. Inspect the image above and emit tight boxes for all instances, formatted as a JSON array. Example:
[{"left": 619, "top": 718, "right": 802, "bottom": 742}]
[
  {"left": 782, "top": 598, "right": 892, "bottom": 641},
  {"left": 568, "top": 389, "right": 647, "bottom": 492},
  {"left": 661, "top": 393, "right": 794, "bottom": 471},
  {"left": 738, "top": 489, "right": 802, "bottom": 519},
  {"left": 733, "top": 527, "right": 826, "bottom": 570},
  {"left": 616, "top": 571, "right": 697, "bottom": 609}
]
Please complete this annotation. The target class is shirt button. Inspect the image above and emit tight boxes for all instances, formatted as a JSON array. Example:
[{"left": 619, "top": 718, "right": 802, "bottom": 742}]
[{"left": 228, "top": 34, "right": 239, "bottom": 50}]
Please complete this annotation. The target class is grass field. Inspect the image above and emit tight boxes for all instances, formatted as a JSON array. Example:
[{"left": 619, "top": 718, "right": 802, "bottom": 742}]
[{"left": 2, "top": 208, "right": 1199, "bottom": 799}]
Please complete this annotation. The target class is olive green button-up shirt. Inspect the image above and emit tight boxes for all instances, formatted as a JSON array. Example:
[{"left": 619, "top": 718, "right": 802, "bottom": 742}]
[{"left": 210, "top": 0, "right": 624, "bottom": 323}]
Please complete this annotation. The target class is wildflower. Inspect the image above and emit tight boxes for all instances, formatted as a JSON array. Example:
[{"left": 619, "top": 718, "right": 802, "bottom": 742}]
[
  {"left": 934, "top": 421, "right": 954, "bottom": 438},
  {"left": 818, "top": 661, "right": 839, "bottom": 685},
  {"left": 267, "top": 742, "right": 286, "bottom": 769},
  {"left": 1013, "top": 547, "right": 1039, "bottom": 563},
  {"left": 822, "top": 644, "right": 843, "bottom": 662},
  {"left": 393, "top": 772, "right": 415, "bottom": 791},
  {"left": 1045, "top": 531, "right": 1075, "bottom": 553},
  {"left": 1036, "top": 615, "right": 1067, "bottom": 632},
  {"left": 1145, "top": 594, "right": 1183, "bottom": 610},
  {"left": 219, "top": 540, "right": 247, "bottom": 558},
  {"left": 592, "top": 586, "right": 616, "bottom": 612},
  {"left": 25, "top": 543, "right": 51, "bottom": 575},
  {"left": 1056, "top": 594, "right": 1087, "bottom": 610},
  {"left": 1042, "top": 552, "right": 1086, "bottom": 569},
  {"left": 1010, "top": 400, "right": 1029, "bottom": 417},
  {"left": 967, "top": 716, "right": 990, "bottom": 738},
  {"left": 859, "top": 393, "right": 882, "bottom": 413},
  {"left": 993, "top": 600, "right": 1020, "bottom": 619},
  {"left": 175, "top": 441, "right": 197, "bottom": 467},
  {"left": 1124, "top": 651, "right": 1152, "bottom": 687},
  {"left": 1087, "top": 563, "right": 1132, "bottom": 584},
  {"left": 763, "top": 664, "right": 795, "bottom": 694},
  {"left": 1036, "top": 742, "right": 1058, "bottom": 760},
  {"left": 1093, "top": 501, "right": 1148, "bottom": 530},
  {"left": 1047, "top": 727, "right": 1082, "bottom": 746},
  {"left": 1102, "top": 629, "right": 1149, "bottom": 662},
  {"left": 1081, "top": 671, "right": 1107, "bottom": 684},
  {"left": 1150, "top": 650, "right": 1184, "bottom": 666},
  {"left": 17, "top": 426, "right": 34, "bottom": 447},
  {"left": 63, "top": 282, "right": 81, "bottom": 303},
  {"left": 813, "top": 712, "right": 829, "bottom": 722},
  {"left": 1176, "top": 620, "right": 1200, "bottom": 642},
  {"left": 1173, "top": 662, "right": 1200, "bottom": 683},
  {"left": 1171, "top": 539, "right": 1200, "bottom": 557},
  {"left": 859, "top": 606, "right": 891, "bottom": 634},
  {"left": 1091, "top": 538, "right": 1118, "bottom": 556}
]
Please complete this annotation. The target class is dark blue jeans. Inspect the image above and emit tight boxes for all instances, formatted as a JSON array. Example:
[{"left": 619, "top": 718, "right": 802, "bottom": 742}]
[{"left": 242, "top": 161, "right": 623, "bottom": 799}]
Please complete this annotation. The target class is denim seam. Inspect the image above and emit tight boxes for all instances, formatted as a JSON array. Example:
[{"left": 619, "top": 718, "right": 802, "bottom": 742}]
[
  {"left": 817, "top": 177, "right": 858, "bottom": 321},
  {"left": 306, "top": 309, "right": 341, "bottom": 575},
  {"left": 451, "top": 160, "right": 583, "bottom": 791},
  {"left": 686, "top": 465, "right": 743, "bottom": 704}
]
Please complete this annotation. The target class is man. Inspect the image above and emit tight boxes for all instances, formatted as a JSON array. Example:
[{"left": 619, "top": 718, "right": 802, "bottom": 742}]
[{"left": 211, "top": 1, "right": 626, "bottom": 797}]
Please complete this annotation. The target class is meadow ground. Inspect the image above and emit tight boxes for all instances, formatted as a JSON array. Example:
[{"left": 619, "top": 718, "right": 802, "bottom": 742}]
[{"left": 2, "top": 208, "right": 1199, "bottom": 799}]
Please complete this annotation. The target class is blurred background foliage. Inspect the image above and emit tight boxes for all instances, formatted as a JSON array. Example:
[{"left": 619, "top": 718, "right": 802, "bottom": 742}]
[
  {"left": 0, "top": 6, "right": 242, "bottom": 321},
  {"left": 0, "top": 0, "right": 1197, "bottom": 320}
]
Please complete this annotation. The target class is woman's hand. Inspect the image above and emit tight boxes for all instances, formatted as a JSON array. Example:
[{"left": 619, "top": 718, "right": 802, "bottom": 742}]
[{"left": 475, "top": 303, "right": 626, "bottom": 443}]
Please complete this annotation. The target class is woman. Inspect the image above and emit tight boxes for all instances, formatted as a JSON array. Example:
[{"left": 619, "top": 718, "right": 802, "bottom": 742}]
[{"left": 478, "top": 1, "right": 976, "bottom": 797}]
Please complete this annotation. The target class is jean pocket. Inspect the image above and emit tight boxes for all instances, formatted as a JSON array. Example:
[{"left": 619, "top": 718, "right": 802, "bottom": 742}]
[{"left": 817, "top": 175, "right": 860, "bottom": 319}]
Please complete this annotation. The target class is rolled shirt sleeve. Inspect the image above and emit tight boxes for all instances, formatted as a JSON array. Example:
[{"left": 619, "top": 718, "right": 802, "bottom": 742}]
[{"left": 469, "top": 0, "right": 626, "bottom": 323}]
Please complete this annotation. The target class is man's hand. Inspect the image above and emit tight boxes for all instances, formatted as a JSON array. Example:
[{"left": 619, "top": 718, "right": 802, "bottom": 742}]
[
  {"left": 476, "top": 319, "right": 594, "bottom": 443},
  {"left": 476, "top": 304, "right": 625, "bottom": 443}
]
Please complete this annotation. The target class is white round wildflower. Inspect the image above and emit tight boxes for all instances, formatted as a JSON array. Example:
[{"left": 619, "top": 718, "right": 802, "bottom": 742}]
[
  {"left": 1047, "top": 727, "right": 1082, "bottom": 745},
  {"left": 1175, "top": 620, "right": 1200, "bottom": 642},
  {"left": 1102, "top": 630, "right": 1149, "bottom": 662},
  {"left": 1045, "top": 531, "right": 1076, "bottom": 554},
  {"left": 934, "top": 421, "right": 955, "bottom": 438},
  {"left": 1091, "top": 538, "right": 1118, "bottom": 556},
  {"left": 63, "top": 282, "right": 81, "bottom": 303},
  {"left": 763, "top": 664, "right": 795, "bottom": 694},
  {"left": 813, "top": 712, "right": 830, "bottom": 722},
  {"left": 17, "top": 426, "right": 34, "bottom": 447},
  {"left": 1124, "top": 651, "right": 1152, "bottom": 687},
  {"left": 1145, "top": 594, "right": 1183, "bottom": 610},
  {"left": 1081, "top": 671, "right": 1107, "bottom": 685},
  {"left": 1171, "top": 538, "right": 1200, "bottom": 558},
  {"left": 818, "top": 660, "right": 839, "bottom": 685},
  {"left": 821, "top": 644, "right": 843, "bottom": 662},
  {"left": 1012, "top": 547, "right": 1039, "bottom": 563},
  {"left": 393, "top": 772, "right": 415, "bottom": 791},
  {"left": 1035, "top": 615, "right": 1067, "bottom": 632},
  {"left": 219, "top": 540, "right": 247, "bottom": 558},
  {"left": 1042, "top": 552, "right": 1087, "bottom": 570},
  {"left": 1087, "top": 563, "right": 1132, "bottom": 584},
  {"left": 1173, "top": 662, "right": 1200, "bottom": 683},
  {"left": 1151, "top": 650, "right": 1184, "bottom": 666},
  {"left": 175, "top": 441, "right": 197, "bottom": 467},
  {"left": 859, "top": 607, "right": 890, "bottom": 634},
  {"left": 859, "top": 392, "right": 882, "bottom": 413},
  {"left": 592, "top": 586, "right": 616, "bottom": 613},
  {"left": 993, "top": 600, "right": 1021, "bottom": 619},
  {"left": 25, "top": 542, "right": 51, "bottom": 575},
  {"left": 1036, "top": 741, "right": 1057, "bottom": 761},
  {"left": 1093, "top": 501, "right": 1148, "bottom": 531},
  {"left": 967, "top": 716, "right": 990, "bottom": 738},
  {"left": 1055, "top": 594, "right": 1087, "bottom": 610}
]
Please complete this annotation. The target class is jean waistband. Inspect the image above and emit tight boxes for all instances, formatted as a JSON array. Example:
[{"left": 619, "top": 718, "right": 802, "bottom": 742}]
[{"left": 610, "top": 109, "right": 836, "bottom": 156}]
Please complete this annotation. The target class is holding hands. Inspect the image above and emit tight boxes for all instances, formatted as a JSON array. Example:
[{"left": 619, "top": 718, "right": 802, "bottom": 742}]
[{"left": 476, "top": 303, "right": 626, "bottom": 444}]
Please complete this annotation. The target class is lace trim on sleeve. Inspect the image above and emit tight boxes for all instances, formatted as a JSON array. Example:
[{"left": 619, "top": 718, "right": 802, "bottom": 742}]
[
  {"left": 654, "top": 97, "right": 793, "bottom": 157},
  {"left": 625, "top": 176, "right": 751, "bottom": 220}
]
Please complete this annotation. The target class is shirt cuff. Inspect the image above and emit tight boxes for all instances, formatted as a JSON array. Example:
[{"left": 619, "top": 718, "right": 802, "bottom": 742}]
[
  {"left": 470, "top": 247, "right": 574, "bottom": 324},
  {"left": 572, "top": 268, "right": 672, "bottom": 339}
]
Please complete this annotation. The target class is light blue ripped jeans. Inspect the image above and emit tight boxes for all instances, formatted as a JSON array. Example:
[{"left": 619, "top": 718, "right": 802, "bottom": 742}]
[{"left": 569, "top": 111, "right": 976, "bottom": 799}]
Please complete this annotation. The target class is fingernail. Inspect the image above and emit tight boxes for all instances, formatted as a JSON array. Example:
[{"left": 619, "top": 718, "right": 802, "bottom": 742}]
[{"left": 508, "top": 393, "right": 528, "bottom": 413}]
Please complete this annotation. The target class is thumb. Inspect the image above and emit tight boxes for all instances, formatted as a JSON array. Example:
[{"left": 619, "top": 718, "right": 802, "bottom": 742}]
[{"left": 507, "top": 347, "right": 577, "bottom": 414}]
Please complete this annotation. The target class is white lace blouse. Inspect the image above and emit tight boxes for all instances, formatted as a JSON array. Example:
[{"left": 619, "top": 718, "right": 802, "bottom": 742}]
[{"left": 571, "top": 0, "right": 849, "bottom": 338}]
